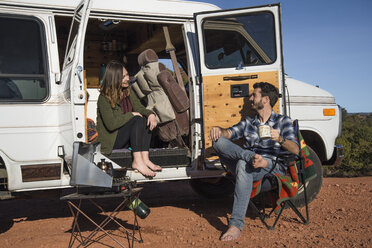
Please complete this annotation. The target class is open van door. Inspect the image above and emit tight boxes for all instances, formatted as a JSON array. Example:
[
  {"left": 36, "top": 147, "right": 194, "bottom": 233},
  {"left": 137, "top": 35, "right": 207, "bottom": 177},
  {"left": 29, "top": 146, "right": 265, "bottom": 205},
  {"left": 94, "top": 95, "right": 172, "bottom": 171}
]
[
  {"left": 60, "top": 0, "right": 92, "bottom": 145},
  {"left": 194, "top": 4, "right": 285, "bottom": 159}
]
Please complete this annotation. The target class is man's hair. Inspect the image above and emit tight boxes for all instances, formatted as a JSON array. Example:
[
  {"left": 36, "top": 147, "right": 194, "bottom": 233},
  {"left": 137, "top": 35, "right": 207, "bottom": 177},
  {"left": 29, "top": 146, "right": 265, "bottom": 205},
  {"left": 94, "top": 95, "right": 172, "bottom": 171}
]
[{"left": 253, "top": 82, "right": 279, "bottom": 107}]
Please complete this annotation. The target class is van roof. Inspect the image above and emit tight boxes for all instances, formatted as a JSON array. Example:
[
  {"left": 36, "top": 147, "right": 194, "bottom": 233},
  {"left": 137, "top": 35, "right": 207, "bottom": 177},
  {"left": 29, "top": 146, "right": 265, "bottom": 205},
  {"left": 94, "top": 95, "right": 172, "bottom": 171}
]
[{"left": 2, "top": 0, "right": 220, "bottom": 18}]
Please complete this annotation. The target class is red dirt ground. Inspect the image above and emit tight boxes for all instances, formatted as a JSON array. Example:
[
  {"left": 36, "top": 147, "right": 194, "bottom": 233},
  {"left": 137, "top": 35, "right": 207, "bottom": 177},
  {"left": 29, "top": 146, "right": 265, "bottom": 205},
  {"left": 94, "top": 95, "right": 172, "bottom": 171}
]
[{"left": 0, "top": 177, "right": 371, "bottom": 247}]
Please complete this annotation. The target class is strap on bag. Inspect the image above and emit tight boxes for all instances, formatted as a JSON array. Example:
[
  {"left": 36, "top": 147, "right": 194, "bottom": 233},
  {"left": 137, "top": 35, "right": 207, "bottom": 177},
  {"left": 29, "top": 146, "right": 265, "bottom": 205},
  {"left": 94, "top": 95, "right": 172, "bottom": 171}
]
[{"left": 162, "top": 26, "right": 187, "bottom": 94}]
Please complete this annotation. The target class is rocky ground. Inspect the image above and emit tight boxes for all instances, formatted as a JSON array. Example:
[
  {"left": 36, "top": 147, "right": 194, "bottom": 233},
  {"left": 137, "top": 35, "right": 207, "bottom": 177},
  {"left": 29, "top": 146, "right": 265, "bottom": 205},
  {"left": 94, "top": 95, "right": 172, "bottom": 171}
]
[{"left": 0, "top": 177, "right": 371, "bottom": 247}]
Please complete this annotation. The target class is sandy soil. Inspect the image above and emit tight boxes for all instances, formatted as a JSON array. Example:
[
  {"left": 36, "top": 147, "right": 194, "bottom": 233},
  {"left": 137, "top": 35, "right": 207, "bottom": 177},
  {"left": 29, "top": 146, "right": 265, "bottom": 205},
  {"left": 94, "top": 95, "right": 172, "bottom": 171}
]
[{"left": 0, "top": 177, "right": 371, "bottom": 248}]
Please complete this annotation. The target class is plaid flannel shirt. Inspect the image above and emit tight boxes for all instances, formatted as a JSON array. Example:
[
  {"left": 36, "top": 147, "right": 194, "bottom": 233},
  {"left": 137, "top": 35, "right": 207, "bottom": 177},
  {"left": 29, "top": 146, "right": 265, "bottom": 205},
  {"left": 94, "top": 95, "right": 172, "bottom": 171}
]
[{"left": 228, "top": 110, "right": 298, "bottom": 165}]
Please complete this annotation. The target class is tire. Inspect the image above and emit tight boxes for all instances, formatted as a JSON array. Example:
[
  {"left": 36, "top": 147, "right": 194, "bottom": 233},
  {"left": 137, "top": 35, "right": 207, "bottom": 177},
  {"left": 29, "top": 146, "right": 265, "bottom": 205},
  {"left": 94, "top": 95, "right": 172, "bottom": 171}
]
[
  {"left": 189, "top": 177, "right": 235, "bottom": 199},
  {"left": 291, "top": 146, "right": 323, "bottom": 208}
]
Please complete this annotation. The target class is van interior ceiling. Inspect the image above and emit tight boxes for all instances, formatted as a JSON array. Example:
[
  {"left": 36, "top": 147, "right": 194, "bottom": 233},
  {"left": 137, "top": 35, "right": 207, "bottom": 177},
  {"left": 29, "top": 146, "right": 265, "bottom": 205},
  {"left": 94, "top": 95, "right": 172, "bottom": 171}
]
[{"left": 55, "top": 16, "right": 187, "bottom": 88}]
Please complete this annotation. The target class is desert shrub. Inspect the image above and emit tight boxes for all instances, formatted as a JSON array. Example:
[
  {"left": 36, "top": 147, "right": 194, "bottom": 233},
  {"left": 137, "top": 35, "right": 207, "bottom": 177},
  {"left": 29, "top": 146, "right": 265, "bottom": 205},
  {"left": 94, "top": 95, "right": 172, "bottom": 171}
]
[{"left": 335, "top": 108, "right": 372, "bottom": 174}]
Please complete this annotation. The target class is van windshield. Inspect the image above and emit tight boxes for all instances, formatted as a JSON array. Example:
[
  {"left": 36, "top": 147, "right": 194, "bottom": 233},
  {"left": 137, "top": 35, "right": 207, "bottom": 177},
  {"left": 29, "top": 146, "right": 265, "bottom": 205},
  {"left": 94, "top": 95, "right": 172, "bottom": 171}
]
[{"left": 202, "top": 11, "right": 276, "bottom": 69}]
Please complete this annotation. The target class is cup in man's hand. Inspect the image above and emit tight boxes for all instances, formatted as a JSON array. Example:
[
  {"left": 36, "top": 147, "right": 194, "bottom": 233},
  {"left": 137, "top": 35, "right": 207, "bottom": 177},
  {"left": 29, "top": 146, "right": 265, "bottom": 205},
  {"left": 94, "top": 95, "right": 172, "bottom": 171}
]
[{"left": 259, "top": 125, "right": 271, "bottom": 139}]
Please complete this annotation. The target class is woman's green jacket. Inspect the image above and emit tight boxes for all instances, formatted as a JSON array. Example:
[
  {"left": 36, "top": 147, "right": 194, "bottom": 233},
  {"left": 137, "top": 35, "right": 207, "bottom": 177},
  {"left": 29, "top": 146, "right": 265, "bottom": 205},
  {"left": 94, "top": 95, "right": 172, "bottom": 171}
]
[{"left": 96, "top": 89, "right": 153, "bottom": 154}]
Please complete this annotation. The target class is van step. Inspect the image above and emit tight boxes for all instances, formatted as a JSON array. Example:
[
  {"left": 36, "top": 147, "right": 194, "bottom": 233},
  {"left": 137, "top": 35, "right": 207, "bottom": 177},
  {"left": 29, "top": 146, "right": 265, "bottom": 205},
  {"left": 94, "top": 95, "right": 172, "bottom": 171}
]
[{"left": 108, "top": 147, "right": 190, "bottom": 168}]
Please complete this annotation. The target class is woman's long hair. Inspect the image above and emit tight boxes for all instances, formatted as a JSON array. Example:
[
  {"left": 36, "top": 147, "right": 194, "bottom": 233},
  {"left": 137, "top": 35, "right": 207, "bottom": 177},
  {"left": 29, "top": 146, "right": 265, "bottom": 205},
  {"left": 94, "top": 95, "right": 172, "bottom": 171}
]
[{"left": 100, "top": 60, "right": 125, "bottom": 107}]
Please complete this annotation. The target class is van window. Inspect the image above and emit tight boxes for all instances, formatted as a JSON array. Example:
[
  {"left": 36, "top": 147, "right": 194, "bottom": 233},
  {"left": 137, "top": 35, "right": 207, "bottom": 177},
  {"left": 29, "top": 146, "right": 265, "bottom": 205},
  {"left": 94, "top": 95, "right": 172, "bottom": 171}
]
[
  {"left": 0, "top": 15, "right": 48, "bottom": 102},
  {"left": 158, "top": 59, "right": 188, "bottom": 83},
  {"left": 202, "top": 12, "right": 276, "bottom": 69},
  {"left": 63, "top": 3, "right": 84, "bottom": 66}
]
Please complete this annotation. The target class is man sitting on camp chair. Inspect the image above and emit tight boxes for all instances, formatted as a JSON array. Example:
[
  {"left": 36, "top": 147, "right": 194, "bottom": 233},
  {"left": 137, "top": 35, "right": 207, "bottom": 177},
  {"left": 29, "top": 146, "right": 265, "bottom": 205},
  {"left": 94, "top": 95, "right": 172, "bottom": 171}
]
[{"left": 210, "top": 82, "right": 299, "bottom": 241}]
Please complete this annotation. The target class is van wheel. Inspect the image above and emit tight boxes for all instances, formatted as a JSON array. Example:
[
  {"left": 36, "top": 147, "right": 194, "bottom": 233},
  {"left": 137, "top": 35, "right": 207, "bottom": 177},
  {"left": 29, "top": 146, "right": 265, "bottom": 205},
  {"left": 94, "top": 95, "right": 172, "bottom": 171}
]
[
  {"left": 292, "top": 146, "right": 323, "bottom": 208},
  {"left": 189, "top": 177, "right": 235, "bottom": 199}
]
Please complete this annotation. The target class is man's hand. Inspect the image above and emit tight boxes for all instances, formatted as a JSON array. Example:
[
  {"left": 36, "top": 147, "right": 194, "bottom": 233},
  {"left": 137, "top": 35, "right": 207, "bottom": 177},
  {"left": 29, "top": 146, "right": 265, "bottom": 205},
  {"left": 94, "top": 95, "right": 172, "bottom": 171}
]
[
  {"left": 210, "top": 126, "right": 232, "bottom": 142},
  {"left": 252, "top": 154, "right": 268, "bottom": 168},
  {"left": 270, "top": 127, "right": 300, "bottom": 155},
  {"left": 210, "top": 127, "right": 222, "bottom": 142},
  {"left": 147, "top": 114, "right": 157, "bottom": 131},
  {"left": 270, "top": 128, "right": 280, "bottom": 142}
]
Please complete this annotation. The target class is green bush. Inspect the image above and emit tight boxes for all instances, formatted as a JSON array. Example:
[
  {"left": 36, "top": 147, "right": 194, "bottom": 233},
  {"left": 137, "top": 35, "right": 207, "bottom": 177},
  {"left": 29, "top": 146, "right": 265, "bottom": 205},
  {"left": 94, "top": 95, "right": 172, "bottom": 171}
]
[{"left": 335, "top": 108, "right": 372, "bottom": 175}]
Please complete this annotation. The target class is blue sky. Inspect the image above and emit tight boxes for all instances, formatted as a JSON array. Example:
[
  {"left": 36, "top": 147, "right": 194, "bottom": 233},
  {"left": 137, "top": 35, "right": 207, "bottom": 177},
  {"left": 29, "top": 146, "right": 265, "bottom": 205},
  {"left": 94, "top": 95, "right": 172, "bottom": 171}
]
[{"left": 191, "top": 0, "right": 372, "bottom": 113}]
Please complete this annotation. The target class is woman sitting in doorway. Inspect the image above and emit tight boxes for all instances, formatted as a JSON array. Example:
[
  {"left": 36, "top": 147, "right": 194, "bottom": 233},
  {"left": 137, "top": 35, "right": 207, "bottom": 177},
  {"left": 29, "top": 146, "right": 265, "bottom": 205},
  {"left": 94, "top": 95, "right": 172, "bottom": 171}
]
[{"left": 96, "top": 60, "right": 162, "bottom": 177}]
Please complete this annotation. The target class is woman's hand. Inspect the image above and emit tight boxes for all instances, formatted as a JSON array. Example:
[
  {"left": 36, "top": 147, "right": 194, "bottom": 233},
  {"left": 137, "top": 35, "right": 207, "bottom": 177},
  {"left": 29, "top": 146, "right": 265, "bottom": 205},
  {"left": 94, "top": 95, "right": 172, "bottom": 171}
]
[
  {"left": 132, "top": 112, "right": 143, "bottom": 117},
  {"left": 147, "top": 114, "right": 157, "bottom": 131}
]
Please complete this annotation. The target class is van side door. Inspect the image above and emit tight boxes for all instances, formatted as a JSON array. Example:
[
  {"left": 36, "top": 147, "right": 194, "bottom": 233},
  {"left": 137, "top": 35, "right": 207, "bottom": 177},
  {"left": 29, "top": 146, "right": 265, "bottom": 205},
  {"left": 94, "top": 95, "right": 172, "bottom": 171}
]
[
  {"left": 60, "top": 0, "right": 92, "bottom": 144},
  {"left": 194, "top": 5, "right": 284, "bottom": 159}
]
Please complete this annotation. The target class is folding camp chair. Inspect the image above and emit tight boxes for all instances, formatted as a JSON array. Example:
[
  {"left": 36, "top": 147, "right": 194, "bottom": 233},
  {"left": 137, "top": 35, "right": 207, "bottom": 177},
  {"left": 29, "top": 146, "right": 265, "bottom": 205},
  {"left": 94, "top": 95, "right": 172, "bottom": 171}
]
[{"left": 248, "top": 119, "right": 317, "bottom": 230}]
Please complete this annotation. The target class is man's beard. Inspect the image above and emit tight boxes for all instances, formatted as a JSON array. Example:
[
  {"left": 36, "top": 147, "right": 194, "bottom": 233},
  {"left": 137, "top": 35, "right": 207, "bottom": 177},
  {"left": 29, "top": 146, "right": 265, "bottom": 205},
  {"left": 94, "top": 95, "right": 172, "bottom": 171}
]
[{"left": 251, "top": 99, "right": 264, "bottom": 110}]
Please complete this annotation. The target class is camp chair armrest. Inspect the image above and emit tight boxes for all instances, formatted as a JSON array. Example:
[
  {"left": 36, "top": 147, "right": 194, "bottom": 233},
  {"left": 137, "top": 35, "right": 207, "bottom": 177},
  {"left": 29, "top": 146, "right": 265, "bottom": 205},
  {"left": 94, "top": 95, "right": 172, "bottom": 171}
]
[
  {"left": 279, "top": 153, "right": 299, "bottom": 161},
  {"left": 275, "top": 153, "right": 299, "bottom": 168}
]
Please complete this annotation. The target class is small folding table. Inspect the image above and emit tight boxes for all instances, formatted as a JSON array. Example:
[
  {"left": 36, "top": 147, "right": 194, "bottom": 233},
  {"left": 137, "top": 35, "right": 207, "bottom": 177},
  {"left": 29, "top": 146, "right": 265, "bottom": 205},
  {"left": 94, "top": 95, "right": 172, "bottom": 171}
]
[{"left": 61, "top": 187, "right": 143, "bottom": 248}]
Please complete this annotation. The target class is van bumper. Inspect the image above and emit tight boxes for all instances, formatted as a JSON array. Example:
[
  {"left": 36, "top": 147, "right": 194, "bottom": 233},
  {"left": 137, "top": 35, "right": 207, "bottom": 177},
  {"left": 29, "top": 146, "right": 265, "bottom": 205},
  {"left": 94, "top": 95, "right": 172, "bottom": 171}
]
[{"left": 325, "top": 145, "right": 344, "bottom": 166}]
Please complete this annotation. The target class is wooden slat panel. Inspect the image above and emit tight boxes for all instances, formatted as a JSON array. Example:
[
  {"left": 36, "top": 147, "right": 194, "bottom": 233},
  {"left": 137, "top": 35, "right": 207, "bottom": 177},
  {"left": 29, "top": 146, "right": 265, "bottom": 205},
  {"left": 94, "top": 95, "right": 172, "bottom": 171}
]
[{"left": 203, "top": 71, "right": 280, "bottom": 158}]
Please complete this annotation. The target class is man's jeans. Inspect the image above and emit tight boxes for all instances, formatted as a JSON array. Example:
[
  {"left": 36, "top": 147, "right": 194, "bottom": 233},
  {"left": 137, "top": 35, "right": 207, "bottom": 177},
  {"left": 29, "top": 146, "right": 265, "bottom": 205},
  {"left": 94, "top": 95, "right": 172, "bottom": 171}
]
[{"left": 213, "top": 137, "right": 285, "bottom": 230}]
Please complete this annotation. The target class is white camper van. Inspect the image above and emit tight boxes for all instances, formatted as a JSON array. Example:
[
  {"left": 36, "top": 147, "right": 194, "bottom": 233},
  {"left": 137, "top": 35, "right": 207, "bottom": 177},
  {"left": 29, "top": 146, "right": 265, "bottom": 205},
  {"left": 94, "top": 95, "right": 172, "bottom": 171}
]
[{"left": 0, "top": 0, "right": 342, "bottom": 200}]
